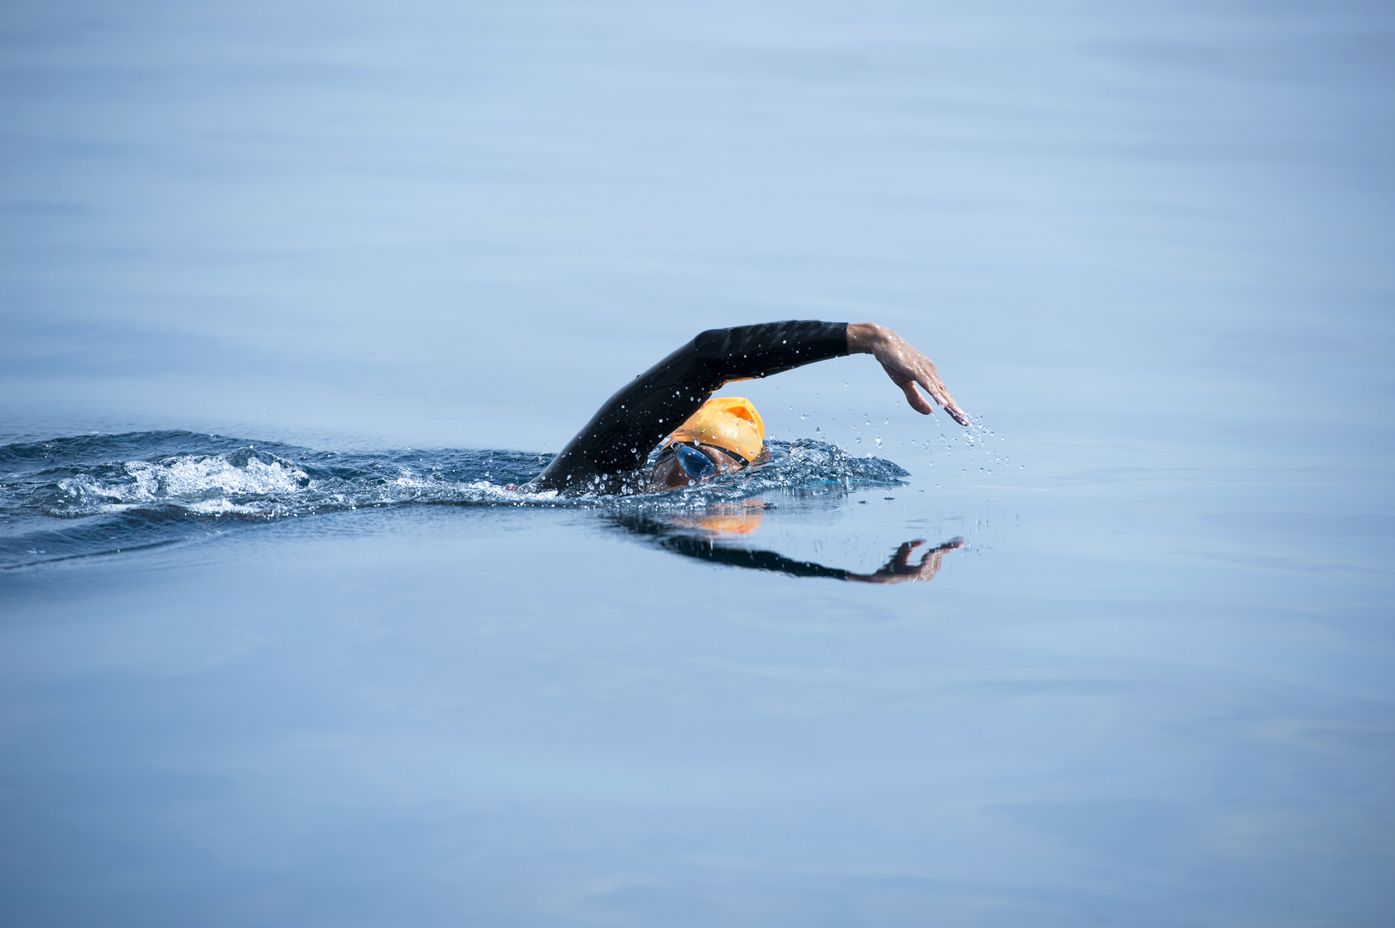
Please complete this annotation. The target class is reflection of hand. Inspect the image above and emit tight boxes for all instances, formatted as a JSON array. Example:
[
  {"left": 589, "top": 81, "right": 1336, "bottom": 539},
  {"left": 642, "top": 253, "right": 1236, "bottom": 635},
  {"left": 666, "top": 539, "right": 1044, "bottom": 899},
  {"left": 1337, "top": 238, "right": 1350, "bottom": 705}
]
[
  {"left": 848, "top": 323, "right": 970, "bottom": 426},
  {"left": 849, "top": 537, "right": 965, "bottom": 584}
]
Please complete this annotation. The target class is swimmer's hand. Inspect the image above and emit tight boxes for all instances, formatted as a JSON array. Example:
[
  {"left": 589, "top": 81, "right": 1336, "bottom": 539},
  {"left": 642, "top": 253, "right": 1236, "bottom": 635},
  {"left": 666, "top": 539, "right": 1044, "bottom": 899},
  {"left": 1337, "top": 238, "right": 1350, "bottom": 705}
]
[
  {"left": 849, "top": 537, "right": 965, "bottom": 584},
  {"left": 848, "top": 323, "right": 971, "bottom": 426}
]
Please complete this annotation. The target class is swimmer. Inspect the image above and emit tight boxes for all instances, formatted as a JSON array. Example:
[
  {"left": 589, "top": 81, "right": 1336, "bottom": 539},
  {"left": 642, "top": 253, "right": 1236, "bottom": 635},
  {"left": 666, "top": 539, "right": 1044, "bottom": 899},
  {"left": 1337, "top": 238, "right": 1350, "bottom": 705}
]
[{"left": 530, "top": 321, "right": 970, "bottom": 494}]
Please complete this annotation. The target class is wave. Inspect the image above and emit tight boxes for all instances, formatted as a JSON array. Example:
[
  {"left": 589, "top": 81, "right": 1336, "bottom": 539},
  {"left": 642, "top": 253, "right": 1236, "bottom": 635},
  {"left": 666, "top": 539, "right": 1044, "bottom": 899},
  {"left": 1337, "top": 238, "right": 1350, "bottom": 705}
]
[{"left": 0, "top": 431, "right": 907, "bottom": 569}]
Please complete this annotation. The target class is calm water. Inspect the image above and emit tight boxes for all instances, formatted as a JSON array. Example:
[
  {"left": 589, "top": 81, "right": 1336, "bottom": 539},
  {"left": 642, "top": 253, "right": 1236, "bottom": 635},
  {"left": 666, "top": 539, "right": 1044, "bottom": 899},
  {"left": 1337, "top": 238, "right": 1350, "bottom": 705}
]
[{"left": 3, "top": 1, "right": 1394, "bottom": 925}]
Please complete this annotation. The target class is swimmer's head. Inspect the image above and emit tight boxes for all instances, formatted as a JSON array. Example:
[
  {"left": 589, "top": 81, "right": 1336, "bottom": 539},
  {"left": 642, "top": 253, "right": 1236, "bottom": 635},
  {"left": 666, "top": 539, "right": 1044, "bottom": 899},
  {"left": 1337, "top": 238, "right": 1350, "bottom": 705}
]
[{"left": 648, "top": 397, "right": 765, "bottom": 491}]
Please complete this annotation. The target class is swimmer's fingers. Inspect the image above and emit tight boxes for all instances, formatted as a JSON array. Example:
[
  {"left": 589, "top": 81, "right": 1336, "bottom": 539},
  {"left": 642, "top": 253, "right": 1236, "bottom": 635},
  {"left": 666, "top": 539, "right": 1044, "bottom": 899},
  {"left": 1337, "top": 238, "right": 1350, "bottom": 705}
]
[
  {"left": 869, "top": 326, "right": 971, "bottom": 425},
  {"left": 898, "top": 370, "right": 969, "bottom": 426},
  {"left": 896, "top": 378, "right": 936, "bottom": 415},
  {"left": 915, "top": 359, "right": 971, "bottom": 426}
]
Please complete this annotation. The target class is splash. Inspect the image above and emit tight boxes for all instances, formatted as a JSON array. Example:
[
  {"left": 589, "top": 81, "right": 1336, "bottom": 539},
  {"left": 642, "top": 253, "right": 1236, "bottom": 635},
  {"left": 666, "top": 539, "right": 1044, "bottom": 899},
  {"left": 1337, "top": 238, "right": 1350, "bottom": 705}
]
[
  {"left": 57, "top": 449, "right": 311, "bottom": 514},
  {"left": 0, "top": 431, "right": 908, "bottom": 568}
]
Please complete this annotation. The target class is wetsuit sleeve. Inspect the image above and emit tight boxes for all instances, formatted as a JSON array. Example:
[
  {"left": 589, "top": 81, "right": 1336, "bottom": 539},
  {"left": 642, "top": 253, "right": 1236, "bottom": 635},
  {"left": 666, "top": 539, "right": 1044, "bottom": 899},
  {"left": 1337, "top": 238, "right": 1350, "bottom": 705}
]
[{"left": 533, "top": 320, "right": 849, "bottom": 493}]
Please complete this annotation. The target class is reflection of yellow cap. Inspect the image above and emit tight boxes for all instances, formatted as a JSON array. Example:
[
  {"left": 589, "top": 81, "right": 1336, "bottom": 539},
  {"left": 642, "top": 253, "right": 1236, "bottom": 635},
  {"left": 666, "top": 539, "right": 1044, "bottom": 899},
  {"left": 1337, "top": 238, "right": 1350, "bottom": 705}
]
[
  {"left": 672, "top": 499, "right": 766, "bottom": 536},
  {"left": 667, "top": 397, "right": 765, "bottom": 463}
]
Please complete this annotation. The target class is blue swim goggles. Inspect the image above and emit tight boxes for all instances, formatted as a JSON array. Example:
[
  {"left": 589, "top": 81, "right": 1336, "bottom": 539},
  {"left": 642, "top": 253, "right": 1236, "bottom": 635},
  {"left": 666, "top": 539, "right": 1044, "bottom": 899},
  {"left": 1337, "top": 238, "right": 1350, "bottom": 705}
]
[
  {"left": 670, "top": 442, "right": 719, "bottom": 480},
  {"left": 658, "top": 442, "right": 751, "bottom": 481}
]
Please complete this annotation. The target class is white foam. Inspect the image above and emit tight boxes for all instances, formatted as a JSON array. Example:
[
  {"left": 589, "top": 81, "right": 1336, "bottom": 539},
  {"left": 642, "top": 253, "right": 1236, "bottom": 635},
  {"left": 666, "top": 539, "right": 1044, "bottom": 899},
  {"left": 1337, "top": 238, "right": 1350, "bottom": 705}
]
[
  {"left": 186, "top": 498, "right": 257, "bottom": 515},
  {"left": 55, "top": 453, "right": 309, "bottom": 513},
  {"left": 124, "top": 455, "right": 307, "bottom": 498}
]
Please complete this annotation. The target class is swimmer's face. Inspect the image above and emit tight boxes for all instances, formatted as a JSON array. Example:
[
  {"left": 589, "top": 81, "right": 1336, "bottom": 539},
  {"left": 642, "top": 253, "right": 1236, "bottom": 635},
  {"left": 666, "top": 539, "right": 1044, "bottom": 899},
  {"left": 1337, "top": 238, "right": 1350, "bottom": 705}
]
[{"left": 648, "top": 443, "right": 745, "bottom": 491}]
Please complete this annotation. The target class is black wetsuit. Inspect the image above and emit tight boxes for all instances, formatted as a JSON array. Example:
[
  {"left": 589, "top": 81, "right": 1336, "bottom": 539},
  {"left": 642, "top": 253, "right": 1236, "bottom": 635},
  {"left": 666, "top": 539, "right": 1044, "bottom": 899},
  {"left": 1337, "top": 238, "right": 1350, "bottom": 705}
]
[{"left": 532, "top": 320, "right": 849, "bottom": 493}]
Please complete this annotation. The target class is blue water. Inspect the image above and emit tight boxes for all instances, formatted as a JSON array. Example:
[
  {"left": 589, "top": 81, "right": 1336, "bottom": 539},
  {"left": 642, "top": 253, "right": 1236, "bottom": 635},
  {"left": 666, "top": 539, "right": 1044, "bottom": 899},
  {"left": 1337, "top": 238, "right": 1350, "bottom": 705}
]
[{"left": 4, "top": 0, "right": 1395, "bottom": 925}]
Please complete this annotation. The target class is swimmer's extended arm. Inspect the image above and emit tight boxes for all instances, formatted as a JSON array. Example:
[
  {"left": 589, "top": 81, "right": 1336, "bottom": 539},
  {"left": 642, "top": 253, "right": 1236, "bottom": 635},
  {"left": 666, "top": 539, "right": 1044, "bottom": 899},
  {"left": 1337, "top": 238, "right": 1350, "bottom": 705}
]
[{"left": 532, "top": 320, "right": 968, "bottom": 493}]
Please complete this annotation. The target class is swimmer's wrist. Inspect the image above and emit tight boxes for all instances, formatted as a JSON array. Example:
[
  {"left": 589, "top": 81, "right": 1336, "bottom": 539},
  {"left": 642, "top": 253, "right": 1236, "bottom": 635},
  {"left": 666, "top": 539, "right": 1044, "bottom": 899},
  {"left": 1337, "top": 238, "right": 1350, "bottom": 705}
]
[{"left": 847, "top": 322, "right": 887, "bottom": 354}]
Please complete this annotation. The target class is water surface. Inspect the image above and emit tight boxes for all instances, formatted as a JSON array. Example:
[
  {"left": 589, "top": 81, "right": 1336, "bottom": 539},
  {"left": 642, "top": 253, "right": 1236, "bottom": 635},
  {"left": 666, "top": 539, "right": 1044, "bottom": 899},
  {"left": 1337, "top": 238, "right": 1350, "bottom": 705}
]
[{"left": 3, "top": 1, "right": 1394, "bottom": 925}]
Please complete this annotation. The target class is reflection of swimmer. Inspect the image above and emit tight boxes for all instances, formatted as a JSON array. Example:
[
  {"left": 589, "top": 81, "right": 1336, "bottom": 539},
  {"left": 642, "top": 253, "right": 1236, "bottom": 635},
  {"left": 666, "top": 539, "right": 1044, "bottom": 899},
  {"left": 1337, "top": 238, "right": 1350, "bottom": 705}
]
[
  {"left": 608, "top": 509, "right": 964, "bottom": 583},
  {"left": 528, "top": 321, "right": 969, "bottom": 495}
]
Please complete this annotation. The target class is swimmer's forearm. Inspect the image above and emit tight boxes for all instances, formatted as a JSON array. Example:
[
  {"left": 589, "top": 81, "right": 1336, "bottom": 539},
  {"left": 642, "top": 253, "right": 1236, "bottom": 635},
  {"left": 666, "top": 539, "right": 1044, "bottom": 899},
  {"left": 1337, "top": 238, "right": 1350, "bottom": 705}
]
[{"left": 693, "top": 321, "right": 849, "bottom": 380}]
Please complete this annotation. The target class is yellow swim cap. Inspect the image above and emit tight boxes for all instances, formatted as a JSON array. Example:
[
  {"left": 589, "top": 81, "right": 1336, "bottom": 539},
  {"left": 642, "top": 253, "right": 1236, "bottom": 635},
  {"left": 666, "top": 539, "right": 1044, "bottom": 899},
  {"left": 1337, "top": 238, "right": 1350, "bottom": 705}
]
[{"left": 666, "top": 397, "right": 765, "bottom": 464}]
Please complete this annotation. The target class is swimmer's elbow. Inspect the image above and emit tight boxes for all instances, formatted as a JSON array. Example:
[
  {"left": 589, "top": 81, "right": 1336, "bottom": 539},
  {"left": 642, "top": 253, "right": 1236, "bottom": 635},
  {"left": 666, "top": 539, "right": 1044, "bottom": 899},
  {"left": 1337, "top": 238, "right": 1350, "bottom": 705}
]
[
  {"left": 691, "top": 327, "right": 727, "bottom": 353},
  {"left": 692, "top": 325, "right": 759, "bottom": 360}
]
